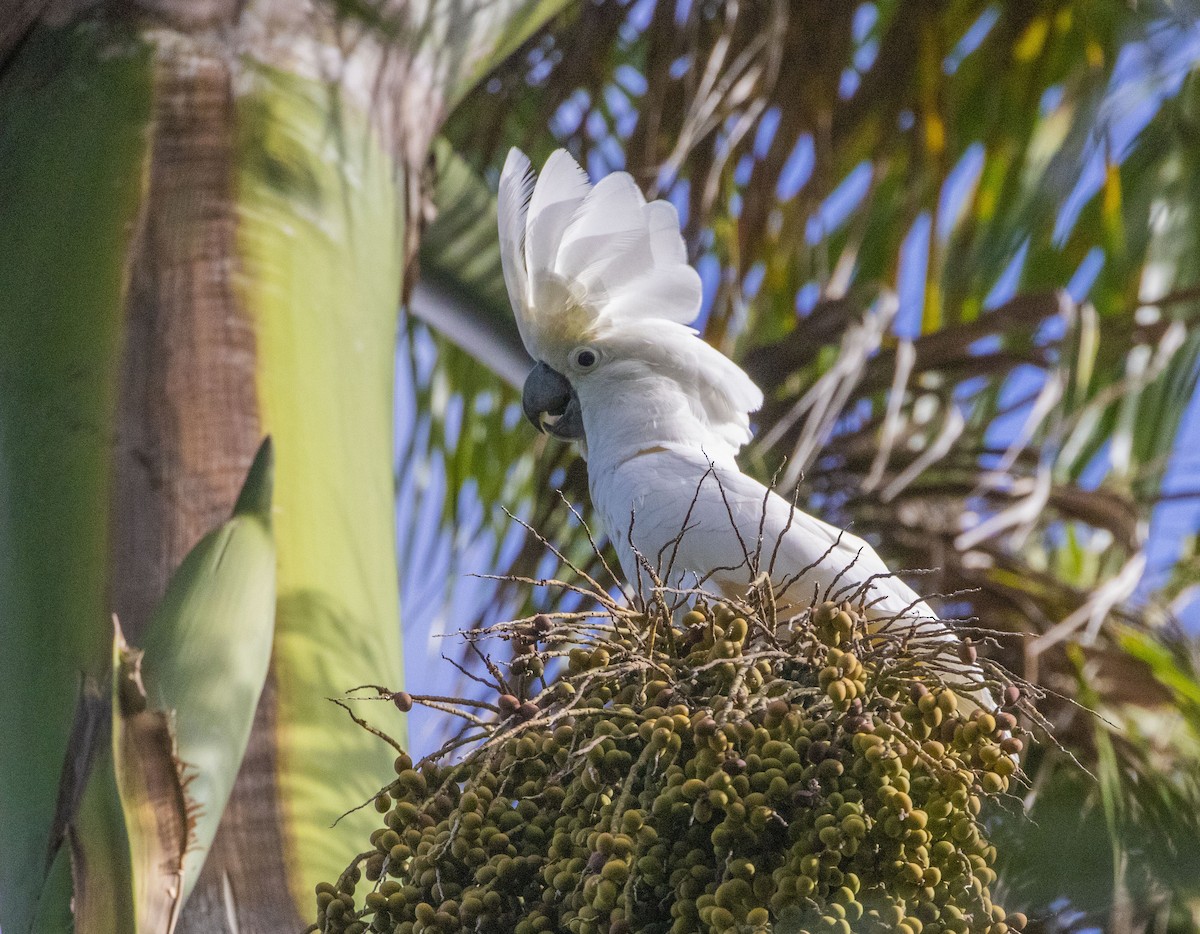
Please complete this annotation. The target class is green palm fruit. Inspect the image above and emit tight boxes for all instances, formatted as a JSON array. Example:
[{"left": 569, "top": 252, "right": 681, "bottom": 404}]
[{"left": 316, "top": 596, "right": 1030, "bottom": 934}]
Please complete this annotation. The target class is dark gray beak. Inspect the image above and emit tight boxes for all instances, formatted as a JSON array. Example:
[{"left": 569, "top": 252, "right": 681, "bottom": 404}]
[{"left": 522, "top": 361, "right": 584, "bottom": 441}]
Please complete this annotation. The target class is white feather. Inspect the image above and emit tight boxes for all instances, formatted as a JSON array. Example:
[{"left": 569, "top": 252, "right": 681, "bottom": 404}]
[
  {"left": 645, "top": 201, "right": 687, "bottom": 265},
  {"left": 589, "top": 447, "right": 923, "bottom": 613},
  {"left": 498, "top": 149, "right": 536, "bottom": 354},
  {"left": 555, "top": 172, "right": 648, "bottom": 281},
  {"left": 691, "top": 341, "right": 764, "bottom": 451},
  {"left": 589, "top": 447, "right": 988, "bottom": 707},
  {"left": 600, "top": 265, "right": 702, "bottom": 326},
  {"left": 570, "top": 228, "right": 655, "bottom": 303},
  {"left": 500, "top": 148, "right": 703, "bottom": 334},
  {"left": 525, "top": 149, "right": 591, "bottom": 282}
]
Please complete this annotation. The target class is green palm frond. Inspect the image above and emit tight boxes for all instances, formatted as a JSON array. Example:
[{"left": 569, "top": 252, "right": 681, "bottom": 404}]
[{"left": 410, "top": 0, "right": 1200, "bottom": 925}]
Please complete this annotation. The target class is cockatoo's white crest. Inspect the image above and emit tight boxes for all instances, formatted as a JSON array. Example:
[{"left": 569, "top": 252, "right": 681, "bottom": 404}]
[{"left": 499, "top": 147, "right": 763, "bottom": 455}]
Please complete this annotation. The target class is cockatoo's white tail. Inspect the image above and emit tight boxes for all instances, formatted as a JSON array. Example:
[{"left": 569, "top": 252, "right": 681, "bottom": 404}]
[{"left": 498, "top": 147, "right": 703, "bottom": 361}]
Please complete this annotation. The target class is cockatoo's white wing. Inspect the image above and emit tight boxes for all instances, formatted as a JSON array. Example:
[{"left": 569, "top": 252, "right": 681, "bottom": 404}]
[
  {"left": 594, "top": 448, "right": 991, "bottom": 707},
  {"left": 595, "top": 448, "right": 932, "bottom": 622},
  {"left": 693, "top": 469, "right": 933, "bottom": 621}
]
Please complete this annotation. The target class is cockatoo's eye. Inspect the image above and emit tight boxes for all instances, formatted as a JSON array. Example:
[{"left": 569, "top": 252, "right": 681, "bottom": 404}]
[{"left": 569, "top": 347, "right": 599, "bottom": 370}]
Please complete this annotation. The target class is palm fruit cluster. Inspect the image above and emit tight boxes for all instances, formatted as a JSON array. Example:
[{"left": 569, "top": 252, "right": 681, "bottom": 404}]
[{"left": 316, "top": 597, "right": 1030, "bottom": 934}]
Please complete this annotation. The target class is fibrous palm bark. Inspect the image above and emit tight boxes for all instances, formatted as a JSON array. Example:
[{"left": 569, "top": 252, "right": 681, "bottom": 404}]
[{"left": 0, "top": 1, "right": 564, "bottom": 930}]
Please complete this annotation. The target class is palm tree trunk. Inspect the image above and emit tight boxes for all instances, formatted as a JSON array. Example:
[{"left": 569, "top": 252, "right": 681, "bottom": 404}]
[{"left": 0, "top": 1, "right": 564, "bottom": 930}]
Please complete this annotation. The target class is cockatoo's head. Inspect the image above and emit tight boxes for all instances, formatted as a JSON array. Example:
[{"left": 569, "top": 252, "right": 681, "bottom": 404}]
[{"left": 499, "top": 148, "right": 762, "bottom": 463}]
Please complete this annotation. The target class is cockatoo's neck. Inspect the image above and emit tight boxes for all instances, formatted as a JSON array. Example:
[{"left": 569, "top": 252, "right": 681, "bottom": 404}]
[{"left": 575, "top": 377, "right": 740, "bottom": 473}]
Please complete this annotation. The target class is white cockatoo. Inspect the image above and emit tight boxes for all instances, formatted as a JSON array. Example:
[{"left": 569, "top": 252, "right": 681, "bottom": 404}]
[{"left": 499, "top": 148, "right": 968, "bottom": 662}]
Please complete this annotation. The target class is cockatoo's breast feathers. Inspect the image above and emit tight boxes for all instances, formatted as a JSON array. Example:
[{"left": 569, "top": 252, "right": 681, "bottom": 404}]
[{"left": 499, "top": 147, "right": 762, "bottom": 454}]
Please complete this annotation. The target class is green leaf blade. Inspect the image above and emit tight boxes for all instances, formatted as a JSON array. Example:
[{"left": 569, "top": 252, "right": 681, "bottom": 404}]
[{"left": 139, "top": 442, "right": 278, "bottom": 907}]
